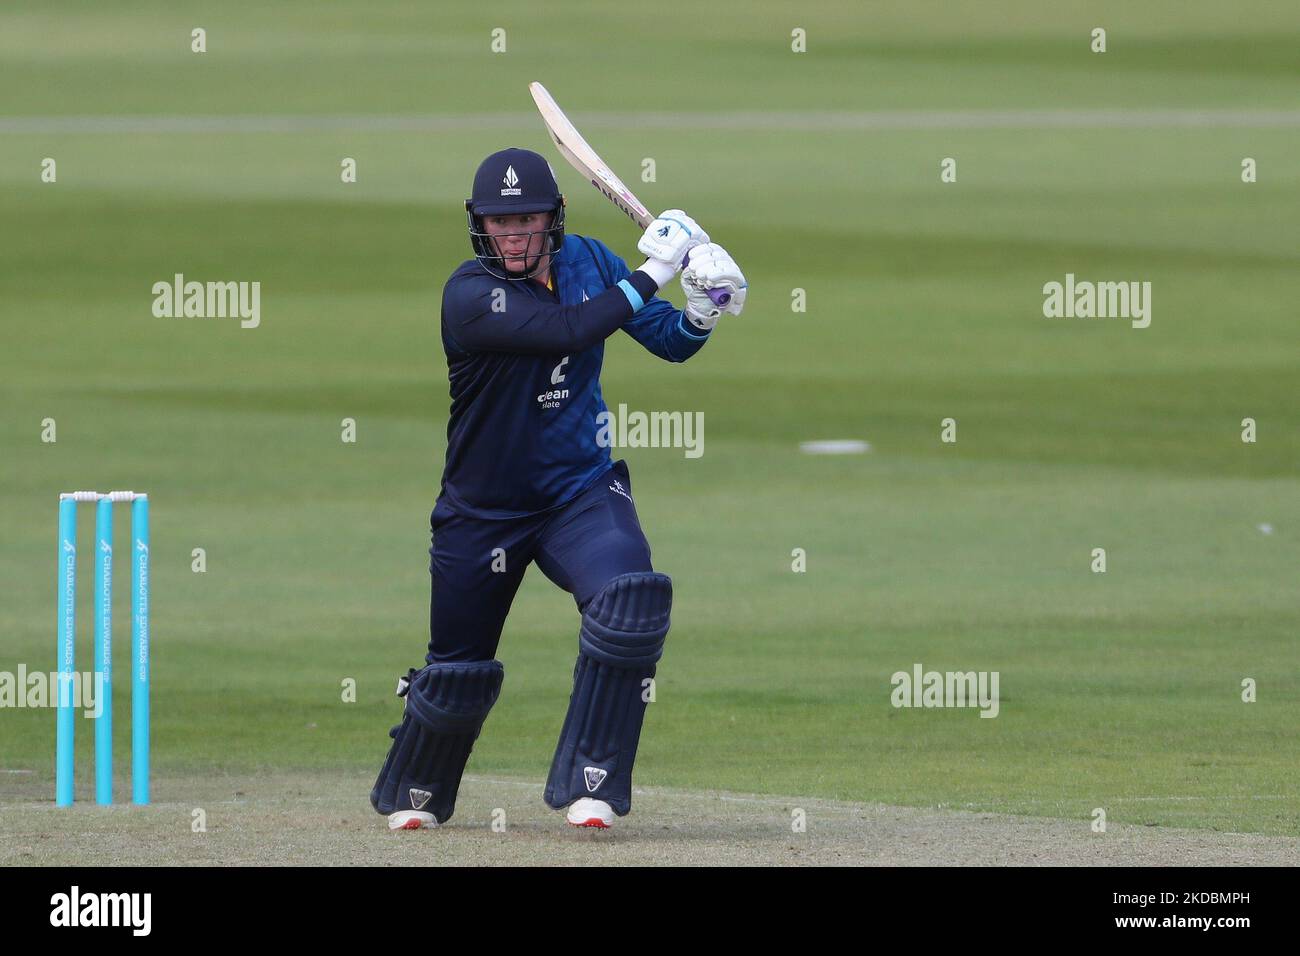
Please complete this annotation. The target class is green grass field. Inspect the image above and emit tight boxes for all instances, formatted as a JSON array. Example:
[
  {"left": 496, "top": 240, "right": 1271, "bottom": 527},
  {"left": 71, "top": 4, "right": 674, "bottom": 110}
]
[{"left": 2, "top": 0, "right": 1298, "bottom": 849}]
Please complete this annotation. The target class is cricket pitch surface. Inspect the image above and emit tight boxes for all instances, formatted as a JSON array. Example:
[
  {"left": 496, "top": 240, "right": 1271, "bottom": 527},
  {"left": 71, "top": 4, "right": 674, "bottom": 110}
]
[{"left": 3, "top": 772, "right": 1296, "bottom": 866}]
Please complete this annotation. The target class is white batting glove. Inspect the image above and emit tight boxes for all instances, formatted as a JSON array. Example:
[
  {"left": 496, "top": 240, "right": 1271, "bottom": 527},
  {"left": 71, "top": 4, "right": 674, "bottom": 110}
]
[
  {"left": 681, "top": 243, "right": 747, "bottom": 329},
  {"left": 637, "top": 209, "right": 710, "bottom": 285}
]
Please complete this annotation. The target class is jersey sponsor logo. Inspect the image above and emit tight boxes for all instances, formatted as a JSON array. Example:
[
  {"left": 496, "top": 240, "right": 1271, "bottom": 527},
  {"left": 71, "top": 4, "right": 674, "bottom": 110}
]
[
  {"left": 608, "top": 479, "right": 633, "bottom": 503},
  {"left": 537, "top": 388, "right": 569, "bottom": 409},
  {"left": 538, "top": 356, "right": 570, "bottom": 409}
]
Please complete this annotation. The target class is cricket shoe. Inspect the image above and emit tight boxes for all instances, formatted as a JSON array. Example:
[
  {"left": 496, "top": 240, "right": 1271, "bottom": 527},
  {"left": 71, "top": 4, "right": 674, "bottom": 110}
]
[
  {"left": 566, "top": 798, "right": 614, "bottom": 829},
  {"left": 388, "top": 810, "right": 437, "bottom": 830}
]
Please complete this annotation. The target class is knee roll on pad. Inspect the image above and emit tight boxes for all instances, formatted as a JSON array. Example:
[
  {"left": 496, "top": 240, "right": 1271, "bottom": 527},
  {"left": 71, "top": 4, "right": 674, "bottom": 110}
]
[
  {"left": 370, "top": 659, "right": 504, "bottom": 823},
  {"left": 545, "top": 572, "right": 672, "bottom": 815}
]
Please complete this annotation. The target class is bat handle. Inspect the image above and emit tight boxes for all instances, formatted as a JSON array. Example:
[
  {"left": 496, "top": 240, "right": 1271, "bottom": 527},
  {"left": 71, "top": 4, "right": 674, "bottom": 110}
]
[{"left": 680, "top": 250, "right": 732, "bottom": 307}]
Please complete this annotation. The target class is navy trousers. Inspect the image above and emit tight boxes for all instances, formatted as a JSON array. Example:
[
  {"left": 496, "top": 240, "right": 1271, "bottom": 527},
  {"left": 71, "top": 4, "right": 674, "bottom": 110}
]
[{"left": 427, "top": 459, "right": 653, "bottom": 663}]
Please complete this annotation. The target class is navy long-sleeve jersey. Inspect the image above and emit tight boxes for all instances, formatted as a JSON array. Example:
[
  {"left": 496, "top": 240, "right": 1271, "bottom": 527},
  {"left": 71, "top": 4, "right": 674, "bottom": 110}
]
[{"left": 437, "top": 234, "right": 712, "bottom": 519}]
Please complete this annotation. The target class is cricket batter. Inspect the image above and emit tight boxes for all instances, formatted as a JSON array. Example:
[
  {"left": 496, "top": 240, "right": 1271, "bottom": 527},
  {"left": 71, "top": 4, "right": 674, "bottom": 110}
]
[{"left": 371, "top": 148, "right": 746, "bottom": 829}]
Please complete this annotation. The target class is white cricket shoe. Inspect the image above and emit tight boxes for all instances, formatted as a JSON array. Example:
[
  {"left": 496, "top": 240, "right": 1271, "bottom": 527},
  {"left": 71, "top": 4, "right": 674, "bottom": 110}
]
[
  {"left": 388, "top": 810, "right": 437, "bottom": 830},
  {"left": 566, "top": 798, "right": 614, "bottom": 829}
]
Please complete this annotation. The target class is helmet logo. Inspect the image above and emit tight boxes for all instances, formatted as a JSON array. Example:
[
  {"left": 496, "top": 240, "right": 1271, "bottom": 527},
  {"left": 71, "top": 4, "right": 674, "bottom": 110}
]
[{"left": 501, "top": 165, "right": 522, "bottom": 197}]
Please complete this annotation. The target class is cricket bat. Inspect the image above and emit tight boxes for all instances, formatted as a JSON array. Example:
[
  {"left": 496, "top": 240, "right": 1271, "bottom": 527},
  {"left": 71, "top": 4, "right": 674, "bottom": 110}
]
[{"left": 529, "top": 81, "right": 730, "bottom": 306}]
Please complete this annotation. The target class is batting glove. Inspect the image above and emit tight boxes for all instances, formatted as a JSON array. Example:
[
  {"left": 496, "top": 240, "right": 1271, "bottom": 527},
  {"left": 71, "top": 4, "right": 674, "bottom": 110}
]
[
  {"left": 637, "top": 209, "right": 710, "bottom": 286},
  {"left": 681, "top": 243, "right": 747, "bottom": 329}
]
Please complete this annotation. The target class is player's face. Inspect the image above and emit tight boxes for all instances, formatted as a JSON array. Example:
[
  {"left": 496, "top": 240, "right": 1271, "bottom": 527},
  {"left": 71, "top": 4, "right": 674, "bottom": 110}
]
[{"left": 484, "top": 212, "right": 553, "bottom": 273}]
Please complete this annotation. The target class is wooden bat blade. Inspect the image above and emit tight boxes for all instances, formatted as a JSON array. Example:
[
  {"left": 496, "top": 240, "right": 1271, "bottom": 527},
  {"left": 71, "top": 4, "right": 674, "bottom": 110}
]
[{"left": 529, "top": 81, "right": 652, "bottom": 227}]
